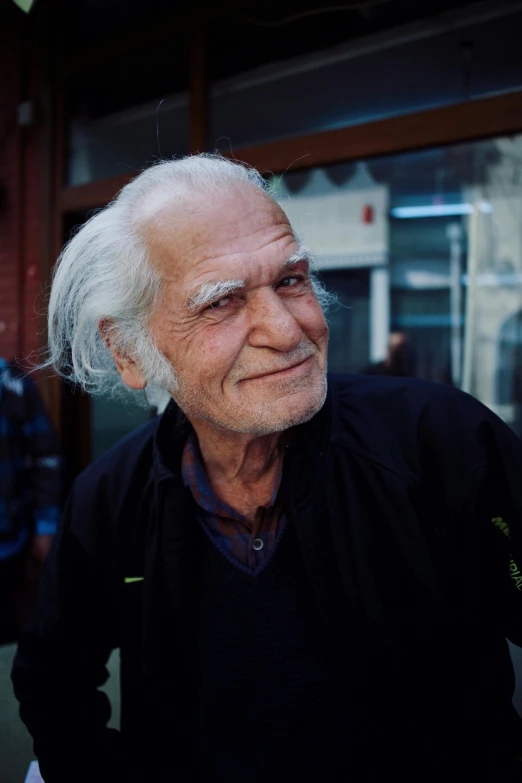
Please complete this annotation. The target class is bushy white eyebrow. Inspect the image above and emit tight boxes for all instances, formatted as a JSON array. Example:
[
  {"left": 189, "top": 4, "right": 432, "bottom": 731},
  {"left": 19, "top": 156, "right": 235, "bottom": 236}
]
[
  {"left": 186, "top": 244, "right": 315, "bottom": 312},
  {"left": 284, "top": 245, "right": 315, "bottom": 270},
  {"left": 187, "top": 279, "right": 245, "bottom": 311}
]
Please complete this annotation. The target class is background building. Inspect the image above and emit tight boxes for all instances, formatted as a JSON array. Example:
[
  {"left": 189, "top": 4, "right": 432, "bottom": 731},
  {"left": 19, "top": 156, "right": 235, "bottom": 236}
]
[{"left": 1, "top": 0, "right": 522, "bottom": 474}]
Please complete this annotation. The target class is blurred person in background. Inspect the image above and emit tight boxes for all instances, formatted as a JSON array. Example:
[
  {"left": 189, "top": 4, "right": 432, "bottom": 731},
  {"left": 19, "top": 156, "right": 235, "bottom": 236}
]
[
  {"left": 0, "top": 358, "right": 61, "bottom": 644},
  {"left": 361, "top": 330, "right": 415, "bottom": 376},
  {"left": 11, "top": 156, "right": 522, "bottom": 783}
]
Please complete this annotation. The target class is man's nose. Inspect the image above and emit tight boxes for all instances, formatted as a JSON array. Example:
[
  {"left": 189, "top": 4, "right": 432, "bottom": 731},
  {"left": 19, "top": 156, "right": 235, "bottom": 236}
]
[{"left": 247, "top": 289, "right": 302, "bottom": 352}]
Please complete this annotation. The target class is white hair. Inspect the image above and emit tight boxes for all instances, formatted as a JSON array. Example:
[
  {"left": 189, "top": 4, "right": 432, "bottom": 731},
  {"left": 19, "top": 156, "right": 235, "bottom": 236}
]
[{"left": 46, "top": 153, "right": 334, "bottom": 397}]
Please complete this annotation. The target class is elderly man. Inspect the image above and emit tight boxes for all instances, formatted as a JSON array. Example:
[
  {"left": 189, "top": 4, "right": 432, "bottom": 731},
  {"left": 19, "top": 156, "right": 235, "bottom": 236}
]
[{"left": 11, "top": 155, "right": 522, "bottom": 783}]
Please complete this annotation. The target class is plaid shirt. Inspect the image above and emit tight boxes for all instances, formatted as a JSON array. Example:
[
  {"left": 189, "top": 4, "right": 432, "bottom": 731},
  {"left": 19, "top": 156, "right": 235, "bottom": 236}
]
[
  {"left": 181, "top": 432, "right": 284, "bottom": 573},
  {"left": 0, "top": 360, "right": 61, "bottom": 560}
]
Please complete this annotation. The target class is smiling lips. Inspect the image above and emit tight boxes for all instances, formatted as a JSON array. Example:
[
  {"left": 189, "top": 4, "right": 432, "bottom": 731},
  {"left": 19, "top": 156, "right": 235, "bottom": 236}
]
[{"left": 245, "top": 355, "right": 314, "bottom": 381}]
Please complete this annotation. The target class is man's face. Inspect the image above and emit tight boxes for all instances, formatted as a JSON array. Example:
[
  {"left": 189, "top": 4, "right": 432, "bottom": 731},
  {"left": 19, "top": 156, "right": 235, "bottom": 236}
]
[{"left": 140, "top": 186, "right": 328, "bottom": 434}]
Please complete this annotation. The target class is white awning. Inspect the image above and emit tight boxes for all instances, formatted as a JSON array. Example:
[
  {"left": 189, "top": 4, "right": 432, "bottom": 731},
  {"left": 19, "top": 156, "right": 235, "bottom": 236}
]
[{"left": 277, "top": 166, "right": 389, "bottom": 270}]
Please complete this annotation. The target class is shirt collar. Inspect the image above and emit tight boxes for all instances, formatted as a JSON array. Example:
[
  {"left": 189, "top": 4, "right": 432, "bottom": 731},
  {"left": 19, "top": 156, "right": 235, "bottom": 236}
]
[{"left": 181, "top": 430, "right": 282, "bottom": 520}]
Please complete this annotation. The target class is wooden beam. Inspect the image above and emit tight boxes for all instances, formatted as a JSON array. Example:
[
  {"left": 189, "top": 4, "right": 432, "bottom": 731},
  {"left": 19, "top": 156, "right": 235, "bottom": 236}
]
[
  {"left": 36, "top": 1, "right": 66, "bottom": 436},
  {"left": 190, "top": 20, "right": 207, "bottom": 153},
  {"left": 60, "top": 90, "right": 522, "bottom": 212},
  {"left": 228, "top": 90, "right": 522, "bottom": 173},
  {"left": 60, "top": 174, "right": 133, "bottom": 212}
]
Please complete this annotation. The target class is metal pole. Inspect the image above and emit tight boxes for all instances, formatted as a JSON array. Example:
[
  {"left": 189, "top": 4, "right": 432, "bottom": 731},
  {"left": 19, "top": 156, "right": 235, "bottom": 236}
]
[
  {"left": 370, "top": 266, "right": 390, "bottom": 363},
  {"left": 461, "top": 201, "right": 481, "bottom": 394},
  {"left": 447, "top": 222, "right": 463, "bottom": 387}
]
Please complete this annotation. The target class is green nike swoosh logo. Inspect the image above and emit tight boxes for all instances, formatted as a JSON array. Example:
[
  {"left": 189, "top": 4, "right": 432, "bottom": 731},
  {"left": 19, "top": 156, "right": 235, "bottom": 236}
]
[{"left": 124, "top": 576, "right": 144, "bottom": 584}]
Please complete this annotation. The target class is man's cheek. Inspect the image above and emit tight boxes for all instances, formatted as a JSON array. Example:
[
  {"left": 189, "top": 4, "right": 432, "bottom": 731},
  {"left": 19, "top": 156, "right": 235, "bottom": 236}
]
[
  {"left": 206, "top": 325, "right": 244, "bottom": 364},
  {"left": 298, "top": 300, "right": 328, "bottom": 337}
]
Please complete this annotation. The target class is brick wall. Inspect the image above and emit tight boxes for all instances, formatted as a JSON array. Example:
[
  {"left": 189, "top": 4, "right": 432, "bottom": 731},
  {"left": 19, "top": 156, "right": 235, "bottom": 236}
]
[{"left": 0, "top": 7, "right": 46, "bottom": 366}]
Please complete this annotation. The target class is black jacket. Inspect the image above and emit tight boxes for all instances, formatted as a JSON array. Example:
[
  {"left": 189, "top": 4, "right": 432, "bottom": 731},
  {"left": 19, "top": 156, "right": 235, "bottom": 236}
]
[{"left": 11, "top": 374, "right": 522, "bottom": 782}]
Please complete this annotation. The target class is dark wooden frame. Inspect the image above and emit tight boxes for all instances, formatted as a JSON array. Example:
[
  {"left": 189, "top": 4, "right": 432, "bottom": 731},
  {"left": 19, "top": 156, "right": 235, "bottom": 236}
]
[
  {"left": 34, "top": 0, "right": 68, "bottom": 437},
  {"left": 47, "top": 20, "right": 522, "bottom": 464},
  {"left": 59, "top": 90, "right": 522, "bottom": 213}
]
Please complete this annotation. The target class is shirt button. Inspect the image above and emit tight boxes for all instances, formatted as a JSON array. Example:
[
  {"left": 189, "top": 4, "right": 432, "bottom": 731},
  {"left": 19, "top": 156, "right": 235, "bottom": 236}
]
[{"left": 252, "top": 538, "right": 264, "bottom": 551}]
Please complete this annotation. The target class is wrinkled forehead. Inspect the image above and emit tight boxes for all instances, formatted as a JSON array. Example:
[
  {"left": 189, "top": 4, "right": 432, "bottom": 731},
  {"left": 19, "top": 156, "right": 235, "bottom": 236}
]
[{"left": 137, "top": 184, "right": 294, "bottom": 277}]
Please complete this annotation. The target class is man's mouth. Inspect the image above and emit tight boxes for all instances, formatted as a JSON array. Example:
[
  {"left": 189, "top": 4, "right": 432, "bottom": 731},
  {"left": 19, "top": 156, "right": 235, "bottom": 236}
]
[{"left": 244, "top": 355, "right": 314, "bottom": 382}]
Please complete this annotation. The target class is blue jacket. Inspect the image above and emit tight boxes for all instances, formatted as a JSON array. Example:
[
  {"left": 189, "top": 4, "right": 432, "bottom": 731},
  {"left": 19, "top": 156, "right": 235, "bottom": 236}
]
[
  {"left": 0, "top": 360, "right": 61, "bottom": 559},
  {"left": 12, "top": 374, "right": 522, "bottom": 781}
]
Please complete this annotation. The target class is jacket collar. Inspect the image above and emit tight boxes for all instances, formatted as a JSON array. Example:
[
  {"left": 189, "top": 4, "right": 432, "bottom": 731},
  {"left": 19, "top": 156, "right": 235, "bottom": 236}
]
[
  {"left": 152, "top": 400, "right": 190, "bottom": 482},
  {"left": 151, "top": 376, "right": 335, "bottom": 495},
  {"left": 282, "top": 381, "right": 333, "bottom": 509}
]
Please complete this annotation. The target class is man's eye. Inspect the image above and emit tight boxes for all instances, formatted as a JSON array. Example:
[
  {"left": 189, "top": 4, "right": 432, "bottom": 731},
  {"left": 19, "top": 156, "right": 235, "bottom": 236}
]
[
  {"left": 278, "top": 276, "right": 301, "bottom": 288},
  {"left": 206, "top": 297, "right": 230, "bottom": 310}
]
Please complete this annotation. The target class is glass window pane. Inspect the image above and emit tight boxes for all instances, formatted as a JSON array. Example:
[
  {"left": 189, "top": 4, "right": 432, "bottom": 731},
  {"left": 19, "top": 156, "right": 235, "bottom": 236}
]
[
  {"left": 321, "top": 269, "right": 370, "bottom": 374},
  {"left": 91, "top": 392, "right": 152, "bottom": 461},
  {"left": 276, "top": 132, "right": 522, "bottom": 433},
  {"left": 74, "top": 131, "right": 522, "bottom": 455},
  {"left": 68, "top": 97, "right": 189, "bottom": 186}
]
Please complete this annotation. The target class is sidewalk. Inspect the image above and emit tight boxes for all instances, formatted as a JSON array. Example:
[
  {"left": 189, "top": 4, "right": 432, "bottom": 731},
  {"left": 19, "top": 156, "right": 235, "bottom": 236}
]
[{"left": 0, "top": 644, "right": 120, "bottom": 783}]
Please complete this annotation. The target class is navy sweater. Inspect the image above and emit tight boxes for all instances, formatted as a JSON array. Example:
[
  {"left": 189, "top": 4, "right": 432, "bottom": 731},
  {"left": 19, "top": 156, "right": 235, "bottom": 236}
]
[{"left": 197, "top": 521, "right": 356, "bottom": 782}]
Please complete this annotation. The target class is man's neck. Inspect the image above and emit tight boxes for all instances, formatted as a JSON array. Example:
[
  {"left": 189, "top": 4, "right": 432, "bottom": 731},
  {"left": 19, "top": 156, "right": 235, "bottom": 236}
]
[{"left": 187, "top": 418, "right": 287, "bottom": 520}]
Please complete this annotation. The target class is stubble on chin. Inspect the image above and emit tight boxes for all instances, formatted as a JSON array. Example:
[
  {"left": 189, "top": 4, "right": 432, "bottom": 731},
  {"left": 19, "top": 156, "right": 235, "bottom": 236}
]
[
  {"left": 202, "top": 372, "right": 327, "bottom": 435},
  {"left": 172, "top": 355, "right": 328, "bottom": 436}
]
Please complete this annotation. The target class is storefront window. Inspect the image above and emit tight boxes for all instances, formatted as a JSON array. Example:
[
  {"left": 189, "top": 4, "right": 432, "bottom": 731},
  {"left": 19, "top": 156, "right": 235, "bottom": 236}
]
[
  {"left": 68, "top": 95, "right": 189, "bottom": 186},
  {"left": 276, "top": 132, "right": 522, "bottom": 434},
  {"left": 84, "top": 131, "right": 522, "bottom": 458}
]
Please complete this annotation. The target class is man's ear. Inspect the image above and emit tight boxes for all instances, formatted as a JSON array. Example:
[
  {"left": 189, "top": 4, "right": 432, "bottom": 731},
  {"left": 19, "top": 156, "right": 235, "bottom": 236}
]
[{"left": 99, "top": 319, "right": 147, "bottom": 390}]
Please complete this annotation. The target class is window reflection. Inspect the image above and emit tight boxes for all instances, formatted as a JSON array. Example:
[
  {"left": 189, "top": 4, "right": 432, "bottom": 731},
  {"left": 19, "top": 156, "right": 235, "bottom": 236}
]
[{"left": 276, "top": 133, "right": 522, "bottom": 435}]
